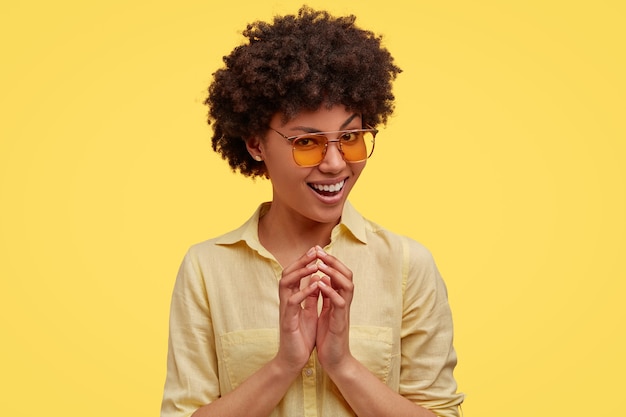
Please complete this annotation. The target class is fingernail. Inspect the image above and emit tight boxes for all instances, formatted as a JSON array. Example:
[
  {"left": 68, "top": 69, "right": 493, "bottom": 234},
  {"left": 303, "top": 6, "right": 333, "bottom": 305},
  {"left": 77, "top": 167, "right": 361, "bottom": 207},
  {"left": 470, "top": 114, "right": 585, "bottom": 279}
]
[
  {"left": 307, "top": 247, "right": 316, "bottom": 256},
  {"left": 318, "top": 260, "right": 327, "bottom": 269},
  {"left": 316, "top": 247, "right": 326, "bottom": 256}
]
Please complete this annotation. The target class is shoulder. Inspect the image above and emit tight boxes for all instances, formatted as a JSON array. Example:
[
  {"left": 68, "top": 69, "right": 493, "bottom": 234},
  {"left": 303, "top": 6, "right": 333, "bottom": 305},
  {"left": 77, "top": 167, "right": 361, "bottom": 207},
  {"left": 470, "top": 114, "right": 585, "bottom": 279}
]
[
  {"left": 362, "top": 216, "right": 435, "bottom": 264},
  {"left": 182, "top": 203, "right": 266, "bottom": 262},
  {"left": 361, "top": 216, "right": 445, "bottom": 294},
  {"left": 182, "top": 233, "right": 249, "bottom": 270}
]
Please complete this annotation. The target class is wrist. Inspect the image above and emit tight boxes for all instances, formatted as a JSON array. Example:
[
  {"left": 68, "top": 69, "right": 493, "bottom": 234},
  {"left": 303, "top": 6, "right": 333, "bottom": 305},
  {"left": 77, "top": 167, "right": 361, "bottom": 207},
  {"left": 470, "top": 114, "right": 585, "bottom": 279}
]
[
  {"left": 270, "top": 354, "right": 307, "bottom": 380},
  {"left": 322, "top": 354, "right": 359, "bottom": 383}
]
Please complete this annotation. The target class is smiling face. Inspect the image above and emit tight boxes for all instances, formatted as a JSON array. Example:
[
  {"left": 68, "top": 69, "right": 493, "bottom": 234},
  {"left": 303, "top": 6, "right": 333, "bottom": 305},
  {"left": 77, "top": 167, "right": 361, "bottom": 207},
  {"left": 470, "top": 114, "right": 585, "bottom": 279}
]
[{"left": 247, "top": 104, "right": 367, "bottom": 227}]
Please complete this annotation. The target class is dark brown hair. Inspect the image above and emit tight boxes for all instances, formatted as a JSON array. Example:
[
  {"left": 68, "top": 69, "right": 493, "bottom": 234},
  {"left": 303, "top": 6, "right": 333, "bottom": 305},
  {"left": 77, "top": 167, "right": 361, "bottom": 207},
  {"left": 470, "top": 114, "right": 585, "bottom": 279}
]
[{"left": 206, "top": 6, "right": 401, "bottom": 177}]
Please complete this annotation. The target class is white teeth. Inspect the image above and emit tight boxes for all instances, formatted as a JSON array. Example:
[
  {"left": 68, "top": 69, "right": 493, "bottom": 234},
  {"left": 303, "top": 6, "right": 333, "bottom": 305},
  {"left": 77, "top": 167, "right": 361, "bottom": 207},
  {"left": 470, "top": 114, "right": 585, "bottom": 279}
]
[{"left": 312, "top": 180, "right": 345, "bottom": 193}]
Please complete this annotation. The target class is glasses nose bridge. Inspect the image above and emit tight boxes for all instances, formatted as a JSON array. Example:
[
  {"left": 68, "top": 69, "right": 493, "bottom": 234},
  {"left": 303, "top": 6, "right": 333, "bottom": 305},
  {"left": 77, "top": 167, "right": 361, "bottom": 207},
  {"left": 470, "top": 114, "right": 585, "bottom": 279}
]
[
  {"left": 321, "top": 137, "right": 344, "bottom": 159},
  {"left": 317, "top": 137, "right": 347, "bottom": 172}
]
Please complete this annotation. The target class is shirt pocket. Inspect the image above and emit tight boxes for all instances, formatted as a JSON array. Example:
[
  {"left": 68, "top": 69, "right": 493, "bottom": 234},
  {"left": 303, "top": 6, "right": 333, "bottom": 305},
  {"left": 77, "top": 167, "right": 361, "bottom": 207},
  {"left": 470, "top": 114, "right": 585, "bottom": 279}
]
[
  {"left": 220, "top": 326, "right": 394, "bottom": 388},
  {"left": 220, "top": 328, "right": 279, "bottom": 389},
  {"left": 350, "top": 325, "right": 394, "bottom": 383}
]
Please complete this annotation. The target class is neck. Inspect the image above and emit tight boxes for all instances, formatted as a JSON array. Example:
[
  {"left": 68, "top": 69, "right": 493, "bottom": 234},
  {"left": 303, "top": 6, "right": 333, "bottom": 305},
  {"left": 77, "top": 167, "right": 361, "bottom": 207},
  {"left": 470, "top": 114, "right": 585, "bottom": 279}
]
[{"left": 258, "top": 203, "right": 340, "bottom": 267}]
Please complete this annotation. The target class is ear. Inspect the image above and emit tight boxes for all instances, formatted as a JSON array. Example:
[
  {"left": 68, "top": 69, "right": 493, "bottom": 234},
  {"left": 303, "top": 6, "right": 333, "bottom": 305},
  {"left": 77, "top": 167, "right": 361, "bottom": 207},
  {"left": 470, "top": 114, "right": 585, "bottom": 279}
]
[{"left": 245, "top": 136, "right": 264, "bottom": 162}]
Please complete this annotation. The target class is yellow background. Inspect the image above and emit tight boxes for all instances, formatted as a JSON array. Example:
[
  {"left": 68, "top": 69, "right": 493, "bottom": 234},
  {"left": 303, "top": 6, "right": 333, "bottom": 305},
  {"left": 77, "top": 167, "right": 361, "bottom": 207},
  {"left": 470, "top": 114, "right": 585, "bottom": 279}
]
[{"left": 1, "top": 1, "right": 624, "bottom": 415}]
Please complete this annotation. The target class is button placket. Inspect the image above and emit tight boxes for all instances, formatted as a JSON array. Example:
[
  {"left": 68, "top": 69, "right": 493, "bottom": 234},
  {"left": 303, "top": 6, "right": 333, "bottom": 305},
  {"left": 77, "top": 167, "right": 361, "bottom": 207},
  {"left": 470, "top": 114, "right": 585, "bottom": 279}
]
[{"left": 302, "top": 355, "right": 317, "bottom": 417}]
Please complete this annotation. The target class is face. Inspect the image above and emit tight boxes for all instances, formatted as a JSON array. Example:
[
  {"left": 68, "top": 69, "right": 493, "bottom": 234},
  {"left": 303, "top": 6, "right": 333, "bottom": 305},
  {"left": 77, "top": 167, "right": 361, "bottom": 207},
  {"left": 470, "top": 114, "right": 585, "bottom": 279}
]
[{"left": 247, "top": 104, "right": 367, "bottom": 226}]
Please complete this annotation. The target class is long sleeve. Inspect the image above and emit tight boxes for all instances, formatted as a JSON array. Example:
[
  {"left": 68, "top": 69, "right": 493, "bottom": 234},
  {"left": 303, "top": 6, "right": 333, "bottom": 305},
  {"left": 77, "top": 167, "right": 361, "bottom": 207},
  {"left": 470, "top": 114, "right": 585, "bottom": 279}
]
[
  {"left": 399, "top": 237, "right": 464, "bottom": 417},
  {"left": 161, "top": 252, "right": 220, "bottom": 417}
]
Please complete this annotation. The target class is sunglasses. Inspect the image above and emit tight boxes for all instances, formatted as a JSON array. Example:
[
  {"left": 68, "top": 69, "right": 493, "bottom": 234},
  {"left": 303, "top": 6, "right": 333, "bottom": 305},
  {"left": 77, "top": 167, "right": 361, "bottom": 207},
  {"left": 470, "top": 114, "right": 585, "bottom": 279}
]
[{"left": 269, "top": 127, "right": 378, "bottom": 167}]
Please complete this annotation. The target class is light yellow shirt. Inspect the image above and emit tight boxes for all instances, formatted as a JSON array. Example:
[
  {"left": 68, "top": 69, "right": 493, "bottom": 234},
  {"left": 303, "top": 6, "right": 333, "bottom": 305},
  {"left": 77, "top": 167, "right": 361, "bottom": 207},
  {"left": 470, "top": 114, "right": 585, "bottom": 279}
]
[{"left": 161, "top": 202, "right": 464, "bottom": 417}]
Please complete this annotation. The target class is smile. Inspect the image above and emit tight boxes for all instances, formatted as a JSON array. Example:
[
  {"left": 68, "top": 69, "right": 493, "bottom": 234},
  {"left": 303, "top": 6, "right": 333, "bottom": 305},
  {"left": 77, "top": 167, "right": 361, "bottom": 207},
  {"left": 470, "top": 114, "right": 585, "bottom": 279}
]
[{"left": 309, "top": 179, "right": 346, "bottom": 195}]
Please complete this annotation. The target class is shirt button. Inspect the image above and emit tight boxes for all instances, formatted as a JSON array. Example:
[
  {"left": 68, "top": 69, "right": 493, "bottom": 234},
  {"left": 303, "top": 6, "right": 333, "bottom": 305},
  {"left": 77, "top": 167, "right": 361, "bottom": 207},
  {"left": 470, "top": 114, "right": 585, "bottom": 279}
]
[{"left": 304, "top": 368, "right": 313, "bottom": 377}]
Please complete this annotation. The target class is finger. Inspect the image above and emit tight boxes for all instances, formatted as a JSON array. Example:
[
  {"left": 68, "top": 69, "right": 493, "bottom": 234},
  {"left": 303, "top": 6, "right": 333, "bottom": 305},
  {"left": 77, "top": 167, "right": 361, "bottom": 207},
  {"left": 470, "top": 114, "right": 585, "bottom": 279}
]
[
  {"left": 287, "top": 280, "right": 320, "bottom": 306},
  {"left": 318, "top": 278, "right": 346, "bottom": 308},
  {"left": 279, "top": 248, "right": 319, "bottom": 292},
  {"left": 318, "top": 260, "right": 354, "bottom": 300},
  {"left": 282, "top": 247, "right": 318, "bottom": 277},
  {"left": 301, "top": 280, "right": 321, "bottom": 313},
  {"left": 281, "top": 281, "right": 320, "bottom": 330},
  {"left": 280, "top": 261, "right": 318, "bottom": 297},
  {"left": 314, "top": 247, "right": 353, "bottom": 283}
]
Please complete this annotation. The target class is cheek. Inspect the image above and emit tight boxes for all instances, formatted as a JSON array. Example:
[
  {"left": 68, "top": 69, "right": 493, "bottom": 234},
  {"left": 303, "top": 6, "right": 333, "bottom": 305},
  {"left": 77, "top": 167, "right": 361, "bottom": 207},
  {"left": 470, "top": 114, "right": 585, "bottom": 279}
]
[
  {"left": 264, "top": 159, "right": 312, "bottom": 187},
  {"left": 262, "top": 150, "right": 293, "bottom": 178},
  {"left": 264, "top": 158, "right": 298, "bottom": 180},
  {"left": 350, "top": 161, "right": 367, "bottom": 179}
]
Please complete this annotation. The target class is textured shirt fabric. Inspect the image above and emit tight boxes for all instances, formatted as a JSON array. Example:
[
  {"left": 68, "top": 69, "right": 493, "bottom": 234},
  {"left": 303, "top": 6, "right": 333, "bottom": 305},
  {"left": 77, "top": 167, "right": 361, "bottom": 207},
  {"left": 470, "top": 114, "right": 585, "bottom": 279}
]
[{"left": 161, "top": 201, "right": 464, "bottom": 417}]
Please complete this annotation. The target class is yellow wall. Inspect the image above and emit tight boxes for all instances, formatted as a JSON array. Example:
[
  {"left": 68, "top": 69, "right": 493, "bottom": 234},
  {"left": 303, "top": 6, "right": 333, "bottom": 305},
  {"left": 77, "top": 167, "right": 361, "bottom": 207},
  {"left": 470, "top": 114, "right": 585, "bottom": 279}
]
[{"left": 1, "top": 1, "right": 624, "bottom": 415}]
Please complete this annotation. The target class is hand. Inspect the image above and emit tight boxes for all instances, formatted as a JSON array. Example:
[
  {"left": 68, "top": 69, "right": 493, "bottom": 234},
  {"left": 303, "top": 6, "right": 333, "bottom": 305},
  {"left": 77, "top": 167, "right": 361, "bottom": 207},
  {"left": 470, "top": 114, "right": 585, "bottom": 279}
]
[
  {"left": 313, "top": 246, "right": 355, "bottom": 370},
  {"left": 275, "top": 247, "right": 321, "bottom": 374}
]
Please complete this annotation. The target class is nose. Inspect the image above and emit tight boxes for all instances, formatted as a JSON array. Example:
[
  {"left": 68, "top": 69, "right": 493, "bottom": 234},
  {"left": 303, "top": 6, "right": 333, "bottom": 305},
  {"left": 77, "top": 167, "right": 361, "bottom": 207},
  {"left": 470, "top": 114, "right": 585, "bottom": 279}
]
[{"left": 318, "top": 140, "right": 346, "bottom": 173}]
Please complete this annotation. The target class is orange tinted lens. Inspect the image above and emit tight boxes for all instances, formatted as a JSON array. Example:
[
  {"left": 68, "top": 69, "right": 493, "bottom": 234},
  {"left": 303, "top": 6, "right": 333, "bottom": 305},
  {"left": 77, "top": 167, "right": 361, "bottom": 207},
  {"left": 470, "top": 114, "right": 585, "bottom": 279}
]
[
  {"left": 292, "top": 135, "right": 325, "bottom": 166},
  {"left": 341, "top": 131, "right": 374, "bottom": 162}
]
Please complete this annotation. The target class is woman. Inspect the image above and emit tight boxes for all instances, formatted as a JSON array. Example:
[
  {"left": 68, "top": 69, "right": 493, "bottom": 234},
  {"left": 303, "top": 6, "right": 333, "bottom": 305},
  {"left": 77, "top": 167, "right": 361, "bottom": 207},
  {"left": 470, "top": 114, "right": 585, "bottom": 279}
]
[{"left": 161, "top": 6, "right": 464, "bottom": 417}]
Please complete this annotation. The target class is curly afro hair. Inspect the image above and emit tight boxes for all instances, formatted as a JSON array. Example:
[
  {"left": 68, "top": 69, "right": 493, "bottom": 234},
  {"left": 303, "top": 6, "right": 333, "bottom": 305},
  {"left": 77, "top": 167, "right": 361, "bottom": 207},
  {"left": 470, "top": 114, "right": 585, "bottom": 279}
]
[{"left": 206, "top": 5, "right": 402, "bottom": 178}]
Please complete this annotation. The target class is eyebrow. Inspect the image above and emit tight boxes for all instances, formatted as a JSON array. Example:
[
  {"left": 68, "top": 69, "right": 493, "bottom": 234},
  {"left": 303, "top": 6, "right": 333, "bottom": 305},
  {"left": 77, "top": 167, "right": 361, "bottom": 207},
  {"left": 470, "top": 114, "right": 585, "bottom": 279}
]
[{"left": 289, "top": 113, "right": 360, "bottom": 134}]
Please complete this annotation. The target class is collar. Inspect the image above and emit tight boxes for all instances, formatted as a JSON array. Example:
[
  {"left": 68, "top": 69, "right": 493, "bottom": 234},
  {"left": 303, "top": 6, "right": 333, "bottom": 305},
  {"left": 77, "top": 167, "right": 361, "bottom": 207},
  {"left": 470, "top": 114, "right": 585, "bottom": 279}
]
[{"left": 215, "top": 200, "right": 368, "bottom": 251}]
